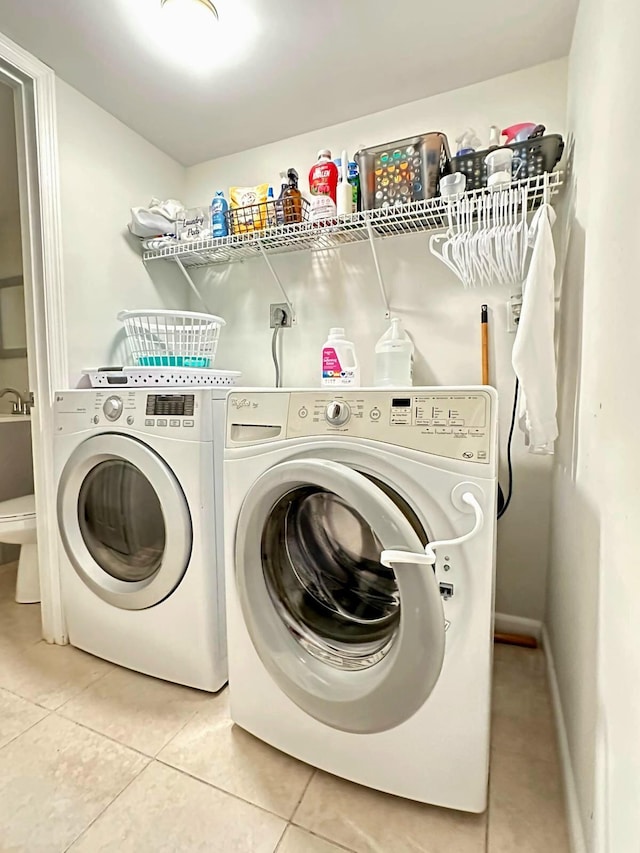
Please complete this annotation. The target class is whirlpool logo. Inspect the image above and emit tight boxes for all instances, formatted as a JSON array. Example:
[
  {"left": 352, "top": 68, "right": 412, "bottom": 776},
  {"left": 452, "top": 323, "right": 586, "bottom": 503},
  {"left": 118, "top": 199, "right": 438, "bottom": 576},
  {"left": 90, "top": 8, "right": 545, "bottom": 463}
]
[{"left": 231, "top": 398, "right": 258, "bottom": 410}]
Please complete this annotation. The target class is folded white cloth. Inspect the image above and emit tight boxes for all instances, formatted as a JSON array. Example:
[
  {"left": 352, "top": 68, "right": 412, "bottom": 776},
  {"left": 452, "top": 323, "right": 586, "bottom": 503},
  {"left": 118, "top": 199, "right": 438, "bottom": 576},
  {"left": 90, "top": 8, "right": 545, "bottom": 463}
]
[
  {"left": 128, "top": 198, "right": 184, "bottom": 238},
  {"left": 511, "top": 203, "right": 558, "bottom": 454},
  {"left": 140, "top": 236, "right": 178, "bottom": 251}
]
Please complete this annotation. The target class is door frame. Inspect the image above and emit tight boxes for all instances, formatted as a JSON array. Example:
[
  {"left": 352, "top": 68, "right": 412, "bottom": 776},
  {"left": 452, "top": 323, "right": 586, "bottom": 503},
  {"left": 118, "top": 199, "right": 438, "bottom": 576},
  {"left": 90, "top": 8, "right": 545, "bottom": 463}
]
[{"left": 0, "top": 31, "right": 68, "bottom": 642}]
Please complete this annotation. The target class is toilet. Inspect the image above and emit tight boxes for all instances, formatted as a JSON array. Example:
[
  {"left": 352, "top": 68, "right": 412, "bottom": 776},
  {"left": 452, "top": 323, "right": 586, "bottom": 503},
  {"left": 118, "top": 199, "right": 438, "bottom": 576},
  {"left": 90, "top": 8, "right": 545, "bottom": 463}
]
[{"left": 0, "top": 494, "right": 40, "bottom": 604}]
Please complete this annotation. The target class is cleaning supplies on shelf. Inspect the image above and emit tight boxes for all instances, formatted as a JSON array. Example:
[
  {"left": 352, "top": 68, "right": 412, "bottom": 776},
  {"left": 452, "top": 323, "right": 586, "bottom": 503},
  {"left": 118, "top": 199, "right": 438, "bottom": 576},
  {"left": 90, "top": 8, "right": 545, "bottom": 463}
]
[
  {"left": 374, "top": 318, "right": 414, "bottom": 387},
  {"left": 229, "top": 184, "right": 269, "bottom": 233},
  {"left": 176, "top": 207, "right": 211, "bottom": 241},
  {"left": 309, "top": 149, "right": 338, "bottom": 204},
  {"left": 309, "top": 192, "right": 337, "bottom": 224},
  {"left": 267, "top": 187, "right": 277, "bottom": 227},
  {"left": 281, "top": 168, "right": 303, "bottom": 224},
  {"left": 439, "top": 172, "right": 466, "bottom": 198},
  {"left": 321, "top": 328, "right": 360, "bottom": 388},
  {"left": 455, "top": 128, "right": 481, "bottom": 156},
  {"left": 335, "top": 155, "right": 359, "bottom": 213},
  {"left": 501, "top": 123, "right": 538, "bottom": 144},
  {"left": 488, "top": 125, "right": 501, "bottom": 149},
  {"left": 357, "top": 133, "right": 450, "bottom": 210},
  {"left": 336, "top": 150, "right": 353, "bottom": 218},
  {"left": 485, "top": 148, "right": 515, "bottom": 188},
  {"left": 211, "top": 191, "right": 229, "bottom": 238}
]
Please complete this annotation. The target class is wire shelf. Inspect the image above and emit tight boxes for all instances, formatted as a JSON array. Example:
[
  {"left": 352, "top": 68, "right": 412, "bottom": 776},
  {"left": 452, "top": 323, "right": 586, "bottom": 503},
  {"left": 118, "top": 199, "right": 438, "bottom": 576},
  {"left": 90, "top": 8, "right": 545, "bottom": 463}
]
[{"left": 142, "top": 172, "right": 563, "bottom": 269}]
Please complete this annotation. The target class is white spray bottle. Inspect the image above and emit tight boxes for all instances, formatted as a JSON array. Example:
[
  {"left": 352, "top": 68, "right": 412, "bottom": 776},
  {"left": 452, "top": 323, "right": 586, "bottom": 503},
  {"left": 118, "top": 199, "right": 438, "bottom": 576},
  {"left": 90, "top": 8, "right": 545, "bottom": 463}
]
[{"left": 374, "top": 318, "right": 414, "bottom": 387}]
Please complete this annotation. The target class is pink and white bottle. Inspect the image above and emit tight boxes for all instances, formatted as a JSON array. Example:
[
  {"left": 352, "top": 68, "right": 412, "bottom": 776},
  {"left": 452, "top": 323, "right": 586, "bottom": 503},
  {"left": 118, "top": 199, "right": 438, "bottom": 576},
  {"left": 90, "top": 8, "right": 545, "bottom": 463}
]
[{"left": 321, "top": 328, "right": 360, "bottom": 387}]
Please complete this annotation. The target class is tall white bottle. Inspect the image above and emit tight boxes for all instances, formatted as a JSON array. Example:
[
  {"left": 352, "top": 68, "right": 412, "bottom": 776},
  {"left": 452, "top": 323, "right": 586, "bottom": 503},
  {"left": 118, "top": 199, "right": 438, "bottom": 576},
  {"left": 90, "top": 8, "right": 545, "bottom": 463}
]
[
  {"left": 321, "top": 328, "right": 360, "bottom": 387},
  {"left": 374, "top": 318, "right": 414, "bottom": 387},
  {"left": 337, "top": 150, "right": 353, "bottom": 218}
]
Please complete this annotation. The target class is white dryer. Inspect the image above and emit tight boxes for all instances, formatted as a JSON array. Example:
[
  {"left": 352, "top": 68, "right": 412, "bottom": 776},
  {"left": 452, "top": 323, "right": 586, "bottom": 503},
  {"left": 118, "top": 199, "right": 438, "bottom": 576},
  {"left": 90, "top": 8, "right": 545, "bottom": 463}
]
[
  {"left": 54, "top": 388, "right": 226, "bottom": 691},
  {"left": 224, "top": 387, "right": 498, "bottom": 812}
]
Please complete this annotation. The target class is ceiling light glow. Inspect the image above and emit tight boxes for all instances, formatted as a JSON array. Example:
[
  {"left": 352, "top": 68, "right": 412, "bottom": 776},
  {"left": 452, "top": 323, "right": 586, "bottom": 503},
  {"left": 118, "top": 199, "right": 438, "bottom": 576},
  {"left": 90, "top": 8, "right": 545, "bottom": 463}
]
[
  {"left": 161, "top": 0, "right": 219, "bottom": 22},
  {"left": 116, "top": 0, "right": 258, "bottom": 76}
]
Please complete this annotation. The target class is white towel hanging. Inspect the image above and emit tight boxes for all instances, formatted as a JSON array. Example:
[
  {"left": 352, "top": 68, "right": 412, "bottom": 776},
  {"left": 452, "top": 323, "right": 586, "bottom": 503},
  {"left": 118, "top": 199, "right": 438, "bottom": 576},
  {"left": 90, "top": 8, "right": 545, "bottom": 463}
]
[{"left": 511, "top": 202, "right": 558, "bottom": 454}]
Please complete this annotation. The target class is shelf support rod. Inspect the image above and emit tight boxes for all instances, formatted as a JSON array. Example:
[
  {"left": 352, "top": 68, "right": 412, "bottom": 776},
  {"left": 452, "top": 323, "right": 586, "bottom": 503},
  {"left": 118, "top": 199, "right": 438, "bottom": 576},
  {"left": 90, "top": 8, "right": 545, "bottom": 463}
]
[
  {"left": 173, "top": 257, "right": 213, "bottom": 314},
  {"left": 365, "top": 220, "right": 391, "bottom": 319},
  {"left": 256, "top": 240, "right": 296, "bottom": 323}
]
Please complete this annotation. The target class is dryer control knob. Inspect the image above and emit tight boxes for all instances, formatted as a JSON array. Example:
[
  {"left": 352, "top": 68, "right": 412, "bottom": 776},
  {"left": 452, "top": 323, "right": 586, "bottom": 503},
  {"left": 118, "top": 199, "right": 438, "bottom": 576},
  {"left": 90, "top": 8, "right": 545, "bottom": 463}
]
[
  {"left": 103, "top": 396, "right": 123, "bottom": 421},
  {"left": 325, "top": 400, "right": 351, "bottom": 426}
]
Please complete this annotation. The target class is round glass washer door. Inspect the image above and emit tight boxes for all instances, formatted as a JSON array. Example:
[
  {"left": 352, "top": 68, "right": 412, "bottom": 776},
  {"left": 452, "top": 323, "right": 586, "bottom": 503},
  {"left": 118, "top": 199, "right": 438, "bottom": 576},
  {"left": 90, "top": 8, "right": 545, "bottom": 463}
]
[
  {"left": 58, "top": 434, "right": 192, "bottom": 610},
  {"left": 235, "top": 457, "right": 446, "bottom": 734}
]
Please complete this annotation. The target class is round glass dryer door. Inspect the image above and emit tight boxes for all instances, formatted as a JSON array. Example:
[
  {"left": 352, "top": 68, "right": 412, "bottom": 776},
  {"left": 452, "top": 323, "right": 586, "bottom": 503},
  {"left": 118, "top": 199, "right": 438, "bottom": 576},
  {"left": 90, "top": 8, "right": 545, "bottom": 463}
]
[
  {"left": 58, "top": 434, "right": 192, "bottom": 610},
  {"left": 235, "top": 458, "right": 446, "bottom": 734}
]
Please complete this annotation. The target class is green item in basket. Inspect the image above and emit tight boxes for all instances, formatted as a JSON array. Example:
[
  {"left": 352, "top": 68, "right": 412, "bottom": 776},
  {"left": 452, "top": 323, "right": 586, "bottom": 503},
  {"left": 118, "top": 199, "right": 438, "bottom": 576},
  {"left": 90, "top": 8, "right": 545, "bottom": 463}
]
[{"left": 138, "top": 356, "right": 211, "bottom": 368}]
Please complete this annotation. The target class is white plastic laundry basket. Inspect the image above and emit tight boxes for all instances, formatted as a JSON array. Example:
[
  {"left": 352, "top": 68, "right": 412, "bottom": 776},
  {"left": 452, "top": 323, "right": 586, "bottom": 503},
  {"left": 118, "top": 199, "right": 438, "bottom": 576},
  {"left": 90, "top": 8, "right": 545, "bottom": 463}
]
[{"left": 117, "top": 309, "right": 226, "bottom": 369}]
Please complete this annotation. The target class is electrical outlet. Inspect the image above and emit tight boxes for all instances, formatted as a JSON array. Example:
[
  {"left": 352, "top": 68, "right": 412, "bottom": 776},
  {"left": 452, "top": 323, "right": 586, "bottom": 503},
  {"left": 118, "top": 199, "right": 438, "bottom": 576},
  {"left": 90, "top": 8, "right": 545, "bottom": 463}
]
[
  {"left": 507, "top": 295, "right": 523, "bottom": 334},
  {"left": 270, "top": 303, "right": 292, "bottom": 328}
]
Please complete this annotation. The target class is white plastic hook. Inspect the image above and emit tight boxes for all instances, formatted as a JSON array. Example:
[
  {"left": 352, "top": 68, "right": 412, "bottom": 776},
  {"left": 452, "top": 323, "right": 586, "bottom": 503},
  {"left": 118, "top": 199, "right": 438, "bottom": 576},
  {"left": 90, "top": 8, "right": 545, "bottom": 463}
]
[{"left": 380, "top": 491, "right": 485, "bottom": 569}]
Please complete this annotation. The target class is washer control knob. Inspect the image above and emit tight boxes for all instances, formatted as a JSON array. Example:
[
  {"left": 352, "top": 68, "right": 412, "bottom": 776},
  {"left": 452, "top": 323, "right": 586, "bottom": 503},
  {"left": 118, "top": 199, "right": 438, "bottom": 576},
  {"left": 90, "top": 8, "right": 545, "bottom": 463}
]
[
  {"left": 325, "top": 400, "right": 351, "bottom": 426},
  {"left": 103, "top": 396, "right": 123, "bottom": 421}
]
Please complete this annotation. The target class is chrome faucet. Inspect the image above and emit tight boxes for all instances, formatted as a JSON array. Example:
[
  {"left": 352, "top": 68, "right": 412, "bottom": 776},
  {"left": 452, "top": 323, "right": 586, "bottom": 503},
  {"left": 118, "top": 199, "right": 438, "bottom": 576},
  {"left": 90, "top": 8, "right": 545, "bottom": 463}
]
[{"left": 0, "top": 388, "right": 27, "bottom": 415}]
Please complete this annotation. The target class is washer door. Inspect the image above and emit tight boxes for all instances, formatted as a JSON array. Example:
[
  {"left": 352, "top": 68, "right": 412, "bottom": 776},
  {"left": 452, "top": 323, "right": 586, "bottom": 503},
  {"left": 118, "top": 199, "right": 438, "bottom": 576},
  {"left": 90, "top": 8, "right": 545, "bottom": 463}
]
[
  {"left": 58, "top": 434, "right": 192, "bottom": 610},
  {"left": 235, "top": 458, "right": 445, "bottom": 734}
]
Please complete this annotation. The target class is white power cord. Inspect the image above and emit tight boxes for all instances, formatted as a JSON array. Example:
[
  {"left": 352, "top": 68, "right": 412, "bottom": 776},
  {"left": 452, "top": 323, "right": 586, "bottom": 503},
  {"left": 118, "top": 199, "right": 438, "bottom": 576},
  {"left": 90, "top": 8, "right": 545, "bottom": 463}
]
[{"left": 380, "top": 492, "right": 484, "bottom": 568}]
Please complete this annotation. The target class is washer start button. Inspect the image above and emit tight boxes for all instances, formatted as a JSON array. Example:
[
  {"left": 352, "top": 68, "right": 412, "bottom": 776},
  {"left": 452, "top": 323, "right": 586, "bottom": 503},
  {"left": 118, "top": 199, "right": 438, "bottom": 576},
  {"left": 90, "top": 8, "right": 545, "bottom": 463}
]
[{"left": 370, "top": 408, "right": 381, "bottom": 421}]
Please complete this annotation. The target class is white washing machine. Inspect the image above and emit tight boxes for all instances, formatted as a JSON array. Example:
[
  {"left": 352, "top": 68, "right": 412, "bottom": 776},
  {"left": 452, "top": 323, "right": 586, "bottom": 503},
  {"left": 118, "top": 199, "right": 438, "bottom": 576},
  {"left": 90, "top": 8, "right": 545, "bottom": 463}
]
[
  {"left": 54, "top": 388, "right": 226, "bottom": 691},
  {"left": 224, "top": 387, "right": 498, "bottom": 812}
]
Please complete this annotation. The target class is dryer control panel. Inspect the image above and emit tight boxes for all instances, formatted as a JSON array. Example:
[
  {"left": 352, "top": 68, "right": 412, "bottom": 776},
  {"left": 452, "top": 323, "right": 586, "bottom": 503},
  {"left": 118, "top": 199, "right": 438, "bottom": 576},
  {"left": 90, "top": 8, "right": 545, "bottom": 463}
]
[
  {"left": 227, "top": 388, "right": 496, "bottom": 464},
  {"left": 54, "top": 390, "right": 214, "bottom": 440}
]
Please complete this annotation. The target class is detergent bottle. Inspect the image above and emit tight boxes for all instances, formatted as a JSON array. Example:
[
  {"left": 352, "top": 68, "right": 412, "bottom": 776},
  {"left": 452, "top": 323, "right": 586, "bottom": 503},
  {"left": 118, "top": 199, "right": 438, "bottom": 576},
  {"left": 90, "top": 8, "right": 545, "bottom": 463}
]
[
  {"left": 374, "top": 318, "right": 414, "bottom": 387},
  {"left": 211, "top": 191, "right": 229, "bottom": 238},
  {"left": 309, "top": 150, "right": 339, "bottom": 204},
  {"left": 321, "top": 328, "right": 360, "bottom": 387}
]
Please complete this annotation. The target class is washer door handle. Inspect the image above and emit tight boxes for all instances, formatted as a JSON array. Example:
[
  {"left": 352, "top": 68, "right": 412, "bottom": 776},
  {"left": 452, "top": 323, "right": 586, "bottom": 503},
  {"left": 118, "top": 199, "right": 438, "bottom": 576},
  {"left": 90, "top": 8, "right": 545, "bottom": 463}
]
[{"left": 381, "top": 490, "right": 484, "bottom": 569}]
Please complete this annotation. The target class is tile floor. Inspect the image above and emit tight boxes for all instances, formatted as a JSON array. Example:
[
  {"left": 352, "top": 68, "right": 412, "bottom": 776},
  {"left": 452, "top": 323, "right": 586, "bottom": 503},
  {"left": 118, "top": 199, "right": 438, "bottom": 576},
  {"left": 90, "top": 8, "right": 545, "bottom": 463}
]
[{"left": 0, "top": 561, "right": 570, "bottom": 852}]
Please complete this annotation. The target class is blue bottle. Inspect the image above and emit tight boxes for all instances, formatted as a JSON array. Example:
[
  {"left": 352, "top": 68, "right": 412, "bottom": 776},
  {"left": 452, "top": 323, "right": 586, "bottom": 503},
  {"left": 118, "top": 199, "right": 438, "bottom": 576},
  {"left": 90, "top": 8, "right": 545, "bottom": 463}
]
[{"left": 211, "top": 191, "right": 229, "bottom": 238}]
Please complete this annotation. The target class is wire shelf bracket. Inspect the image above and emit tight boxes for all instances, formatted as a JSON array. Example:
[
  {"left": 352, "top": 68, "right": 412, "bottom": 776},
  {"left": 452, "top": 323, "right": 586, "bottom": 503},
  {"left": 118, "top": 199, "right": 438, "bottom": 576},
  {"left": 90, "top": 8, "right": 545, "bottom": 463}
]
[
  {"left": 255, "top": 238, "right": 296, "bottom": 324},
  {"left": 173, "top": 256, "right": 212, "bottom": 315},
  {"left": 365, "top": 220, "right": 391, "bottom": 319}
]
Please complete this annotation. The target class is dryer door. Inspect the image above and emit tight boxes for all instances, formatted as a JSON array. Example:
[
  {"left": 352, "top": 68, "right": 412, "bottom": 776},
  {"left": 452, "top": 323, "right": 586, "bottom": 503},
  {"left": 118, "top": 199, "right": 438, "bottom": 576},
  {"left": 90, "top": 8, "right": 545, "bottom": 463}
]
[
  {"left": 58, "top": 434, "right": 192, "bottom": 610},
  {"left": 235, "top": 458, "right": 446, "bottom": 734}
]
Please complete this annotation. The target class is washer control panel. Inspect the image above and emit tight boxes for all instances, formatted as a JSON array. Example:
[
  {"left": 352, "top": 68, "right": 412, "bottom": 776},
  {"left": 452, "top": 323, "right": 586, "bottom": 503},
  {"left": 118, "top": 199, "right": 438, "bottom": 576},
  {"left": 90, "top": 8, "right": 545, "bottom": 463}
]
[
  {"left": 226, "top": 389, "right": 496, "bottom": 464},
  {"left": 325, "top": 400, "right": 351, "bottom": 426}
]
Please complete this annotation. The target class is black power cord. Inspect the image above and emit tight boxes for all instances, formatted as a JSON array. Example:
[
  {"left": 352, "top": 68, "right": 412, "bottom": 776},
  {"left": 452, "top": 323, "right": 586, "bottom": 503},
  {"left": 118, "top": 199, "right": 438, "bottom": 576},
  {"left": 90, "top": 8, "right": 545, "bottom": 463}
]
[{"left": 497, "top": 376, "right": 519, "bottom": 519}]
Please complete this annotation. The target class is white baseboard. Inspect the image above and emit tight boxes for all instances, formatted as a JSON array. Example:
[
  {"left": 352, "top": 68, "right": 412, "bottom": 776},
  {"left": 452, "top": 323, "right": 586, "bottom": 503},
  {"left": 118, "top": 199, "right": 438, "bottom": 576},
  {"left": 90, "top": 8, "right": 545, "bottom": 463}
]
[
  {"left": 494, "top": 612, "right": 543, "bottom": 642},
  {"left": 542, "top": 625, "right": 588, "bottom": 853}
]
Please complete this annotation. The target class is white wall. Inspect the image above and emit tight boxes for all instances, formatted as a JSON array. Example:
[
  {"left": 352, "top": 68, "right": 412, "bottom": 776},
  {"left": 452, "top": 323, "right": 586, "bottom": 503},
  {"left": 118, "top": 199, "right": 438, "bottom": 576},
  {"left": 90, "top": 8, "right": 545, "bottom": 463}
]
[
  {"left": 0, "top": 81, "right": 29, "bottom": 414},
  {"left": 547, "top": 0, "right": 640, "bottom": 850},
  {"left": 55, "top": 80, "right": 187, "bottom": 385},
  {"left": 184, "top": 59, "right": 568, "bottom": 621}
]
